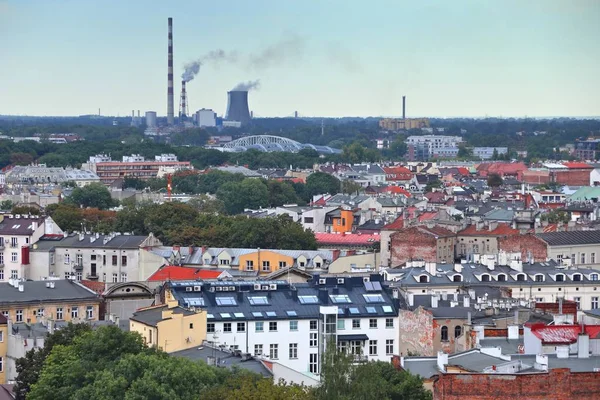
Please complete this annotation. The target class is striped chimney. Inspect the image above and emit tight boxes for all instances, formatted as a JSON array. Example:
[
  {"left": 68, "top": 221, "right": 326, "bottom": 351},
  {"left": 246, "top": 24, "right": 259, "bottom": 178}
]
[{"left": 167, "top": 17, "right": 174, "bottom": 125}]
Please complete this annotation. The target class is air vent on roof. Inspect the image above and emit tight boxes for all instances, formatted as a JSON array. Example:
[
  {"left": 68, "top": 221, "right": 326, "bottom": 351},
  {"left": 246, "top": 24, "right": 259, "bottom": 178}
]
[
  {"left": 253, "top": 284, "right": 261, "bottom": 290},
  {"left": 209, "top": 287, "right": 215, "bottom": 292},
  {"left": 261, "top": 285, "right": 270, "bottom": 290},
  {"left": 337, "top": 278, "right": 345, "bottom": 284},
  {"left": 319, "top": 279, "right": 326, "bottom": 284},
  {"left": 193, "top": 286, "right": 201, "bottom": 292},
  {"left": 216, "top": 287, "right": 223, "bottom": 292},
  {"left": 228, "top": 286, "right": 235, "bottom": 291},
  {"left": 363, "top": 277, "right": 370, "bottom": 282},
  {"left": 185, "top": 287, "right": 193, "bottom": 292},
  {"left": 269, "top": 284, "right": 277, "bottom": 290}
]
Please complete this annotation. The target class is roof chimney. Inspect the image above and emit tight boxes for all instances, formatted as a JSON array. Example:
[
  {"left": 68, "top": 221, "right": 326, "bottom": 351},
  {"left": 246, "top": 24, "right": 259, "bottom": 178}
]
[
  {"left": 578, "top": 333, "right": 590, "bottom": 358},
  {"left": 18, "top": 284, "right": 24, "bottom": 292}
]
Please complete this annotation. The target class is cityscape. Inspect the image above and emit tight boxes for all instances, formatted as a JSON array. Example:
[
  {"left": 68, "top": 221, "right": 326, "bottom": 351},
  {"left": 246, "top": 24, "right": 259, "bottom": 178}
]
[{"left": 1, "top": 1, "right": 600, "bottom": 400}]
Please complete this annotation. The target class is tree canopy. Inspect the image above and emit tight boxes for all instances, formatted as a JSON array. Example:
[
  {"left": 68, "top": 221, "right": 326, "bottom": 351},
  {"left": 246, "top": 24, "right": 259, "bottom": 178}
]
[{"left": 64, "top": 182, "right": 118, "bottom": 210}]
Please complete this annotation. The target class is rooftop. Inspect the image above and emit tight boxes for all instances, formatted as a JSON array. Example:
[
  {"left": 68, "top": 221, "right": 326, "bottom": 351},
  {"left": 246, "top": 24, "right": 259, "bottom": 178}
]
[
  {"left": 536, "top": 230, "right": 600, "bottom": 246},
  {"left": 130, "top": 305, "right": 197, "bottom": 327},
  {"left": 0, "top": 280, "right": 99, "bottom": 304},
  {"left": 147, "top": 266, "right": 224, "bottom": 281},
  {"left": 171, "top": 345, "right": 272, "bottom": 377}
]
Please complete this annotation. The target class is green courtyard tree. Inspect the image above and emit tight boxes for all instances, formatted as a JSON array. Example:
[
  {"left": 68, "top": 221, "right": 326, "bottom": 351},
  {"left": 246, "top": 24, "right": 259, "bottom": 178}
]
[{"left": 65, "top": 182, "right": 117, "bottom": 210}]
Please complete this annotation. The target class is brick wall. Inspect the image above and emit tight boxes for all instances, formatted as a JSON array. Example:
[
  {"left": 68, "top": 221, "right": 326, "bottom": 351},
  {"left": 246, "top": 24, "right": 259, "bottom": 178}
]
[
  {"left": 433, "top": 369, "right": 600, "bottom": 400},
  {"left": 390, "top": 227, "right": 438, "bottom": 266},
  {"left": 553, "top": 170, "right": 591, "bottom": 186},
  {"left": 498, "top": 234, "right": 547, "bottom": 262}
]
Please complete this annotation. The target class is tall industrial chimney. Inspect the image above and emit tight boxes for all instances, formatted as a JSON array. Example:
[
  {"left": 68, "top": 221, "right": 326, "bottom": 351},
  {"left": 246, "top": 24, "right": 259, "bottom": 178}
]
[
  {"left": 402, "top": 96, "right": 406, "bottom": 120},
  {"left": 179, "top": 80, "right": 188, "bottom": 119},
  {"left": 225, "top": 91, "right": 251, "bottom": 125},
  {"left": 167, "top": 17, "right": 174, "bottom": 125}
]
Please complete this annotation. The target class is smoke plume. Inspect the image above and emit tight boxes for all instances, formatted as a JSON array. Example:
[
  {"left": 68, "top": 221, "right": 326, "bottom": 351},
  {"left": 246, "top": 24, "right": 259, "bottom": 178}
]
[
  {"left": 182, "top": 49, "right": 238, "bottom": 83},
  {"left": 232, "top": 79, "right": 261, "bottom": 91}
]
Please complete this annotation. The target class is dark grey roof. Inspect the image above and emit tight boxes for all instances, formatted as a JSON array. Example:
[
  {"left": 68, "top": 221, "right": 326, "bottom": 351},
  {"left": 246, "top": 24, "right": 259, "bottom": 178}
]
[
  {"left": 130, "top": 305, "right": 196, "bottom": 327},
  {"left": 171, "top": 346, "right": 272, "bottom": 377},
  {"left": 479, "top": 338, "right": 523, "bottom": 354},
  {"left": 0, "top": 384, "right": 15, "bottom": 400},
  {"left": 536, "top": 230, "right": 600, "bottom": 246},
  {"left": 168, "top": 275, "right": 402, "bottom": 323},
  {"left": 403, "top": 350, "right": 506, "bottom": 378},
  {"left": 0, "top": 280, "right": 99, "bottom": 305},
  {"left": 32, "top": 233, "right": 152, "bottom": 251},
  {"left": 0, "top": 216, "right": 44, "bottom": 235}
]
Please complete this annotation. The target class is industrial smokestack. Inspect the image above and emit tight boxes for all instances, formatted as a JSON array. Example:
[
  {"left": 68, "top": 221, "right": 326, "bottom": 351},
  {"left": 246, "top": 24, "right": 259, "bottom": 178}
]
[
  {"left": 167, "top": 17, "right": 174, "bottom": 125},
  {"left": 179, "top": 80, "right": 188, "bottom": 119},
  {"left": 226, "top": 91, "right": 251, "bottom": 125},
  {"left": 402, "top": 96, "right": 406, "bottom": 120}
]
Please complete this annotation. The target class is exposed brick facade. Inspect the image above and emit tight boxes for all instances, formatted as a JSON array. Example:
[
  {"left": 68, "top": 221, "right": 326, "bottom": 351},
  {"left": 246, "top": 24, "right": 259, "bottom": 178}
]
[
  {"left": 390, "top": 226, "right": 456, "bottom": 266},
  {"left": 552, "top": 169, "right": 591, "bottom": 186},
  {"left": 498, "top": 234, "right": 547, "bottom": 262},
  {"left": 433, "top": 369, "right": 600, "bottom": 400}
]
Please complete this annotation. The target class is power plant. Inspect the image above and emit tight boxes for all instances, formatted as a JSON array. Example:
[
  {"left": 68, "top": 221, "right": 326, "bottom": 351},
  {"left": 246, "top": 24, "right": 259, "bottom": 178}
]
[
  {"left": 225, "top": 90, "right": 251, "bottom": 126},
  {"left": 179, "top": 80, "right": 188, "bottom": 119},
  {"left": 167, "top": 17, "right": 174, "bottom": 125}
]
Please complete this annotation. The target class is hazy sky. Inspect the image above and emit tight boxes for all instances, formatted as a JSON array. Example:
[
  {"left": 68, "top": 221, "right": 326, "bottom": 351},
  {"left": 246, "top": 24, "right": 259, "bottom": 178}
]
[{"left": 1, "top": 0, "right": 599, "bottom": 118}]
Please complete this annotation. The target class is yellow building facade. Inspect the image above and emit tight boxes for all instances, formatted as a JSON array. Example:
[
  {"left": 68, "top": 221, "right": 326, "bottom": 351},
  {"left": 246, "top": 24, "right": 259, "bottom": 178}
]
[
  {"left": 129, "top": 302, "right": 207, "bottom": 353},
  {"left": 0, "top": 315, "right": 7, "bottom": 384},
  {"left": 238, "top": 250, "right": 295, "bottom": 275},
  {"left": 379, "top": 118, "right": 430, "bottom": 131}
]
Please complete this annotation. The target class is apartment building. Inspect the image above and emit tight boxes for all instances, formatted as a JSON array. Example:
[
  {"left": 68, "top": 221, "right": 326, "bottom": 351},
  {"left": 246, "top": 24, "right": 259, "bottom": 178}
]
[
  {"left": 0, "top": 215, "right": 63, "bottom": 282},
  {"left": 0, "top": 314, "right": 6, "bottom": 385},
  {"left": 28, "top": 232, "right": 163, "bottom": 283},
  {"left": 405, "top": 135, "right": 463, "bottom": 161},
  {"left": 536, "top": 231, "right": 600, "bottom": 267},
  {"left": 164, "top": 274, "right": 401, "bottom": 377},
  {"left": 82, "top": 154, "right": 192, "bottom": 184},
  {"left": 0, "top": 279, "right": 101, "bottom": 325}
]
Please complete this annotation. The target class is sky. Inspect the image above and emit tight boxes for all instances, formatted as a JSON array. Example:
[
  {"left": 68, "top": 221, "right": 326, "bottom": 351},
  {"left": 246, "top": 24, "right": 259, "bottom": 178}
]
[{"left": 0, "top": 0, "right": 599, "bottom": 118}]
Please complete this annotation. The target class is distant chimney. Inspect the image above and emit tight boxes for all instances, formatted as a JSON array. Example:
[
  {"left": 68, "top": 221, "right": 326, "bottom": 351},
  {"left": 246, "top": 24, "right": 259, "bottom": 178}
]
[{"left": 402, "top": 96, "right": 406, "bottom": 120}]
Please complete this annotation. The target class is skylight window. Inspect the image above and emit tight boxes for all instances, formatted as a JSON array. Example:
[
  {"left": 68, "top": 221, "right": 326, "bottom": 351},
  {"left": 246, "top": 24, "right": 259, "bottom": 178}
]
[
  {"left": 215, "top": 297, "right": 237, "bottom": 306},
  {"left": 382, "top": 305, "right": 393, "bottom": 313},
  {"left": 234, "top": 312, "right": 245, "bottom": 318},
  {"left": 286, "top": 310, "right": 297, "bottom": 316},
  {"left": 329, "top": 294, "right": 352, "bottom": 304},
  {"left": 252, "top": 312, "right": 263, "bottom": 318},
  {"left": 363, "top": 294, "right": 385, "bottom": 303},
  {"left": 207, "top": 314, "right": 214, "bottom": 319},
  {"left": 349, "top": 307, "right": 360, "bottom": 314},
  {"left": 265, "top": 311, "right": 277, "bottom": 317},
  {"left": 366, "top": 307, "right": 377, "bottom": 314},
  {"left": 186, "top": 298, "right": 204, "bottom": 307},
  {"left": 248, "top": 296, "right": 269, "bottom": 305},
  {"left": 298, "top": 295, "right": 319, "bottom": 304},
  {"left": 220, "top": 313, "right": 231, "bottom": 318}
]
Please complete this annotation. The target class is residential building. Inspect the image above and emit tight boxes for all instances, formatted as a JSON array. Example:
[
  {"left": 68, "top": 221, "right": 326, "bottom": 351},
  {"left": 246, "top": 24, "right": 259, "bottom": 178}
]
[
  {"left": 0, "top": 279, "right": 101, "bottom": 324},
  {"left": 405, "top": 136, "right": 463, "bottom": 161},
  {"left": 456, "top": 223, "right": 519, "bottom": 259},
  {"left": 0, "top": 215, "right": 63, "bottom": 282},
  {"left": 536, "top": 231, "right": 600, "bottom": 267},
  {"left": 129, "top": 302, "right": 207, "bottom": 353},
  {"left": 472, "top": 147, "right": 508, "bottom": 160},
  {"left": 384, "top": 166, "right": 413, "bottom": 186},
  {"left": 4, "top": 165, "right": 100, "bottom": 187},
  {"left": 82, "top": 154, "right": 192, "bottom": 184},
  {"left": 0, "top": 314, "right": 6, "bottom": 385},
  {"left": 163, "top": 274, "right": 401, "bottom": 377},
  {"left": 575, "top": 137, "right": 600, "bottom": 160},
  {"left": 103, "top": 281, "right": 159, "bottom": 320},
  {"left": 388, "top": 226, "right": 456, "bottom": 267},
  {"left": 28, "top": 232, "right": 163, "bottom": 283},
  {"left": 315, "top": 233, "right": 380, "bottom": 251}
]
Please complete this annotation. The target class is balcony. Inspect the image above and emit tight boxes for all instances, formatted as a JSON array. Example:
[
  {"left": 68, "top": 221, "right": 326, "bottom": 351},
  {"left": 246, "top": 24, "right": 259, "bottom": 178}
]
[
  {"left": 86, "top": 273, "right": 99, "bottom": 280},
  {"left": 73, "top": 263, "right": 84, "bottom": 271}
]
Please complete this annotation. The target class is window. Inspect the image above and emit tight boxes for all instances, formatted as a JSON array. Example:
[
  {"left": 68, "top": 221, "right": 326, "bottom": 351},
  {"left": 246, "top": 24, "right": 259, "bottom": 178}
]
[
  {"left": 0, "top": 270, "right": 3, "bottom": 280},
  {"left": 11, "top": 252, "right": 17, "bottom": 262},
  {"left": 386, "top": 339, "right": 394, "bottom": 355},
  {"left": 71, "top": 307, "right": 79, "bottom": 319},
  {"left": 86, "top": 306, "right": 94, "bottom": 319},
  {"left": 11, "top": 237, "right": 18, "bottom": 247},
  {"left": 516, "top": 274, "right": 526, "bottom": 281},
  {"left": 535, "top": 274, "right": 544, "bottom": 282},
  {"left": 215, "top": 297, "right": 236, "bottom": 306},
  {"left": 269, "top": 344, "right": 278, "bottom": 359},
  {"left": 574, "top": 297, "right": 581, "bottom": 310},
  {"left": 122, "top": 255, "right": 127, "bottom": 266},
  {"left": 385, "top": 318, "right": 394, "bottom": 328},
  {"left": 0, "top": 356, "right": 2, "bottom": 373},
  {"left": 290, "top": 320, "right": 298, "bottom": 331},
  {"left": 254, "top": 344, "right": 263, "bottom": 356},
  {"left": 330, "top": 294, "right": 351, "bottom": 303},
  {"left": 279, "top": 261, "right": 287, "bottom": 268},
  {"left": 369, "top": 319, "right": 377, "bottom": 328},
  {"left": 0, "top": 330, "right": 3, "bottom": 342},
  {"left": 298, "top": 295, "right": 319, "bottom": 304},
  {"left": 207, "top": 323, "right": 215, "bottom": 333},
  {"left": 304, "top": 217, "right": 314, "bottom": 223},
  {"left": 16, "top": 309, "right": 23, "bottom": 322},
  {"left": 337, "top": 319, "right": 345, "bottom": 330},
  {"left": 248, "top": 296, "right": 268, "bottom": 305},
  {"left": 481, "top": 274, "right": 490, "bottom": 282},
  {"left": 11, "top": 270, "right": 18, "bottom": 279},
  {"left": 76, "top": 254, "right": 83, "bottom": 265},
  {"left": 262, "top": 261, "right": 271, "bottom": 272},
  {"left": 419, "top": 275, "right": 429, "bottom": 283},
  {"left": 112, "top": 273, "right": 118, "bottom": 283},
  {"left": 223, "top": 323, "right": 232, "bottom": 333},
  {"left": 309, "top": 353, "right": 318, "bottom": 373},
  {"left": 592, "top": 274, "right": 599, "bottom": 281},
  {"left": 56, "top": 307, "right": 63, "bottom": 320},
  {"left": 497, "top": 274, "right": 506, "bottom": 282},
  {"left": 91, "top": 255, "right": 96, "bottom": 261},
  {"left": 35, "top": 308, "right": 42, "bottom": 317},
  {"left": 289, "top": 343, "right": 298, "bottom": 359},
  {"left": 120, "top": 272, "right": 127, "bottom": 282},
  {"left": 581, "top": 253, "right": 586, "bottom": 264},
  {"left": 571, "top": 254, "right": 576, "bottom": 265},
  {"left": 0, "top": 253, "right": 3, "bottom": 265},
  {"left": 555, "top": 274, "right": 564, "bottom": 282},
  {"left": 112, "top": 255, "right": 118, "bottom": 266},
  {"left": 269, "top": 321, "right": 278, "bottom": 332},
  {"left": 573, "top": 274, "right": 582, "bottom": 282},
  {"left": 455, "top": 325, "right": 462, "bottom": 338},
  {"left": 245, "top": 260, "right": 254, "bottom": 270},
  {"left": 453, "top": 275, "right": 462, "bottom": 282},
  {"left": 535, "top": 297, "right": 544, "bottom": 303},
  {"left": 237, "top": 322, "right": 246, "bottom": 332},
  {"left": 76, "top": 272, "right": 82, "bottom": 281},
  {"left": 369, "top": 340, "right": 377, "bottom": 355},
  {"left": 352, "top": 319, "right": 360, "bottom": 329},
  {"left": 65, "top": 254, "right": 70, "bottom": 264},
  {"left": 363, "top": 294, "right": 385, "bottom": 303},
  {"left": 219, "top": 258, "right": 230, "bottom": 265},
  {"left": 310, "top": 320, "right": 318, "bottom": 330},
  {"left": 255, "top": 322, "right": 264, "bottom": 332},
  {"left": 441, "top": 326, "right": 448, "bottom": 341},
  {"left": 591, "top": 297, "right": 599, "bottom": 309},
  {"left": 592, "top": 253, "right": 596, "bottom": 264},
  {"left": 310, "top": 332, "right": 318, "bottom": 347}
]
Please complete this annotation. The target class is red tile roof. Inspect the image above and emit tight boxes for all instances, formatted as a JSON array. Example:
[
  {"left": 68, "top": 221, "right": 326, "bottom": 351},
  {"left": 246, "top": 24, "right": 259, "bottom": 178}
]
[
  {"left": 457, "top": 167, "right": 471, "bottom": 176},
  {"left": 382, "top": 186, "right": 412, "bottom": 197},
  {"left": 562, "top": 162, "right": 593, "bottom": 169},
  {"left": 418, "top": 226, "right": 455, "bottom": 237},
  {"left": 384, "top": 166, "right": 413, "bottom": 181},
  {"left": 527, "top": 323, "right": 600, "bottom": 344},
  {"left": 425, "top": 191, "right": 446, "bottom": 203},
  {"left": 418, "top": 211, "right": 438, "bottom": 222},
  {"left": 458, "top": 223, "right": 519, "bottom": 236},
  {"left": 147, "top": 266, "right": 223, "bottom": 281},
  {"left": 80, "top": 280, "right": 106, "bottom": 295},
  {"left": 314, "top": 233, "right": 380, "bottom": 246},
  {"left": 382, "top": 216, "right": 405, "bottom": 230}
]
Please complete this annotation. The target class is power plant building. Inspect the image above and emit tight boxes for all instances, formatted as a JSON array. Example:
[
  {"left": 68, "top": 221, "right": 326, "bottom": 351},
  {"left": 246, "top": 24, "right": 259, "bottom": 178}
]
[
  {"left": 196, "top": 109, "right": 216, "bottom": 127},
  {"left": 145, "top": 111, "right": 157, "bottom": 128},
  {"left": 379, "top": 118, "right": 430, "bottom": 131},
  {"left": 225, "top": 91, "right": 251, "bottom": 125}
]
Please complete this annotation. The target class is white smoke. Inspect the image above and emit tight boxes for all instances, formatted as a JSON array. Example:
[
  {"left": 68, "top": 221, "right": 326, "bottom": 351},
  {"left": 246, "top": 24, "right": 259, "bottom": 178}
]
[
  {"left": 182, "top": 50, "right": 238, "bottom": 83},
  {"left": 232, "top": 79, "right": 261, "bottom": 91}
]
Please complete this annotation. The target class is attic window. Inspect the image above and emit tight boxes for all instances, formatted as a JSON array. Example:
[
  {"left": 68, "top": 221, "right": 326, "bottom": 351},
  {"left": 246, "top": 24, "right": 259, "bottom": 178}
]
[
  {"left": 572, "top": 274, "right": 582, "bottom": 282},
  {"left": 535, "top": 274, "right": 545, "bottom": 282},
  {"left": 555, "top": 274, "right": 565, "bottom": 282},
  {"left": 419, "top": 275, "right": 429, "bottom": 283},
  {"left": 516, "top": 274, "right": 526, "bottom": 281},
  {"left": 481, "top": 274, "right": 491, "bottom": 282},
  {"left": 497, "top": 274, "right": 507, "bottom": 282},
  {"left": 453, "top": 275, "right": 462, "bottom": 282},
  {"left": 330, "top": 294, "right": 352, "bottom": 304}
]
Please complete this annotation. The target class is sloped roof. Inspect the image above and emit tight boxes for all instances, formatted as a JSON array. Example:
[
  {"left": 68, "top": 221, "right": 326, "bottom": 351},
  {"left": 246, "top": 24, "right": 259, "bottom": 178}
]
[
  {"left": 148, "top": 266, "right": 223, "bottom": 281},
  {"left": 382, "top": 216, "right": 405, "bottom": 230},
  {"left": 458, "top": 223, "right": 519, "bottom": 236},
  {"left": 315, "top": 233, "right": 380, "bottom": 246},
  {"left": 79, "top": 280, "right": 106, "bottom": 295},
  {"left": 563, "top": 162, "right": 593, "bottom": 169},
  {"left": 536, "top": 231, "right": 600, "bottom": 246},
  {"left": 382, "top": 186, "right": 412, "bottom": 197},
  {"left": 527, "top": 323, "right": 600, "bottom": 344}
]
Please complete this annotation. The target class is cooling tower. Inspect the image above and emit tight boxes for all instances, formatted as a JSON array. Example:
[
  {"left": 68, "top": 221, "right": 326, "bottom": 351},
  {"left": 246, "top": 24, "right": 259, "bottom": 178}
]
[{"left": 225, "top": 91, "right": 251, "bottom": 125}]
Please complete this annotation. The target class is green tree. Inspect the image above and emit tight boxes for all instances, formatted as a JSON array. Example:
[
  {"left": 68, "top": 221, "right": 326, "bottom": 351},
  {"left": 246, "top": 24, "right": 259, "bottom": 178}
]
[
  {"left": 65, "top": 182, "right": 117, "bottom": 210},
  {"left": 305, "top": 172, "right": 341, "bottom": 200},
  {"left": 487, "top": 173, "right": 504, "bottom": 187},
  {"left": 14, "top": 323, "right": 93, "bottom": 400},
  {"left": 143, "top": 202, "right": 199, "bottom": 242},
  {"left": 341, "top": 180, "right": 363, "bottom": 195},
  {"left": 205, "top": 373, "right": 314, "bottom": 400},
  {"left": 186, "top": 195, "right": 226, "bottom": 214},
  {"left": 45, "top": 203, "right": 84, "bottom": 232},
  {"left": 217, "top": 179, "right": 269, "bottom": 214},
  {"left": 0, "top": 200, "right": 14, "bottom": 210},
  {"left": 267, "top": 180, "right": 301, "bottom": 207},
  {"left": 541, "top": 210, "right": 570, "bottom": 224},
  {"left": 122, "top": 177, "right": 147, "bottom": 190},
  {"left": 424, "top": 180, "right": 442, "bottom": 193},
  {"left": 457, "top": 145, "right": 473, "bottom": 159},
  {"left": 11, "top": 205, "right": 41, "bottom": 215}
]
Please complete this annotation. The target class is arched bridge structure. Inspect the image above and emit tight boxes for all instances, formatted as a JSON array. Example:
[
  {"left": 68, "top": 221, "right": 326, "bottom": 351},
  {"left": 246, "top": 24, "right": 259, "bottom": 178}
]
[{"left": 222, "top": 135, "right": 341, "bottom": 154}]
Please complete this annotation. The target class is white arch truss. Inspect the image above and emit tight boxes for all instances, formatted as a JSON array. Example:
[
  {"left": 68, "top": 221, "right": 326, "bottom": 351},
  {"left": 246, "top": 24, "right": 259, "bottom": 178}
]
[{"left": 223, "top": 135, "right": 303, "bottom": 149}]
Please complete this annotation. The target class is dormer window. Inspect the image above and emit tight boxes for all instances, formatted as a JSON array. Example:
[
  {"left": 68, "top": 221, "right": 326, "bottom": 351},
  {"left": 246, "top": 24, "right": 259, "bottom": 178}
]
[
  {"left": 419, "top": 275, "right": 429, "bottom": 283},
  {"left": 516, "top": 274, "right": 526, "bottom": 281},
  {"left": 481, "top": 274, "right": 491, "bottom": 282},
  {"left": 555, "top": 274, "right": 565, "bottom": 282},
  {"left": 591, "top": 274, "right": 599, "bottom": 281},
  {"left": 497, "top": 274, "right": 507, "bottom": 282},
  {"left": 535, "top": 274, "right": 545, "bottom": 282},
  {"left": 453, "top": 275, "right": 462, "bottom": 282},
  {"left": 572, "top": 274, "right": 582, "bottom": 282}
]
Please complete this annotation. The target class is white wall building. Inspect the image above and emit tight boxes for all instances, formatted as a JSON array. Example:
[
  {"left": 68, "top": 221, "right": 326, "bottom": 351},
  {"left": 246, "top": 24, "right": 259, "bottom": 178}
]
[{"left": 196, "top": 109, "right": 217, "bottom": 127}]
